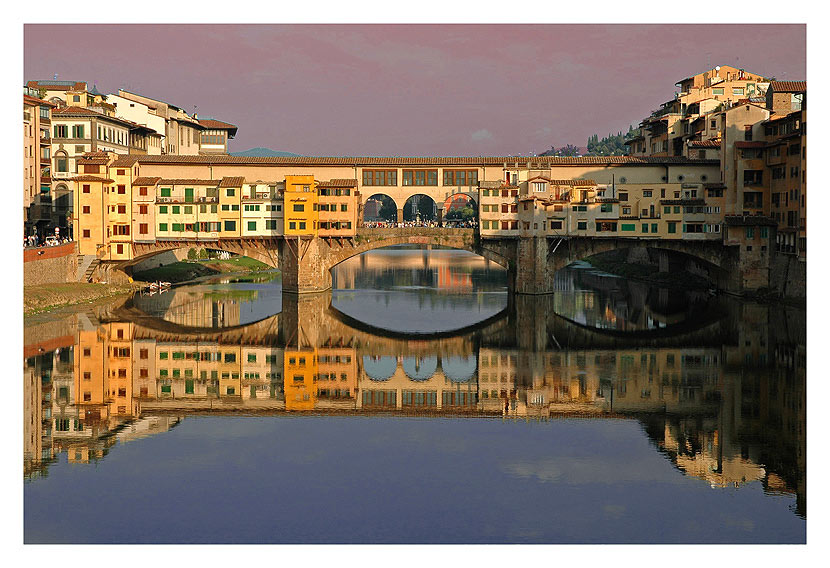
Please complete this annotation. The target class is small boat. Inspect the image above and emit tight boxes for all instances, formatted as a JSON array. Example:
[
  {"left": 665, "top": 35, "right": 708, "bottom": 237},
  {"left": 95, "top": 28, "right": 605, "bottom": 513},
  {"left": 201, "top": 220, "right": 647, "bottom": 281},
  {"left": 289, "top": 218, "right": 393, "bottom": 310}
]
[{"left": 148, "top": 281, "right": 172, "bottom": 291}]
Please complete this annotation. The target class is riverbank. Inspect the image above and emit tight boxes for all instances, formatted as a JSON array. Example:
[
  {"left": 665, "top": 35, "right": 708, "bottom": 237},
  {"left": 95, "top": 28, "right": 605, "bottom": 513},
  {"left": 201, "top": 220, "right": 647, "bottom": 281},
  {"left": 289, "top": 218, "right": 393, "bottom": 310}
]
[
  {"left": 24, "top": 282, "right": 141, "bottom": 316},
  {"left": 132, "top": 257, "right": 272, "bottom": 283}
]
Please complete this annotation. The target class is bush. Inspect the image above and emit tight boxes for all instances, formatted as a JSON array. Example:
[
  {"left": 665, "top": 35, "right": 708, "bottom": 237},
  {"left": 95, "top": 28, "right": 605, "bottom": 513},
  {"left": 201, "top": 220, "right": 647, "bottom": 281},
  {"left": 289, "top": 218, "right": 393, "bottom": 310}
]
[
  {"left": 187, "top": 248, "right": 198, "bottom": 260},
  {"left": 198, "top": 248, "right": 208, "bottom": 259}
]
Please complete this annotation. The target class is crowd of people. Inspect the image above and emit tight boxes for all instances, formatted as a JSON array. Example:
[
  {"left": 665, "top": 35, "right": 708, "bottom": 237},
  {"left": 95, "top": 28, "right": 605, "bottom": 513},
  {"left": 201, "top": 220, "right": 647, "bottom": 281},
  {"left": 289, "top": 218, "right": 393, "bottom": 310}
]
[
  {"left": 362, "top": 219, "right": 479, "bottom": 229},
  {"left": 24, "top": 234, "right": 73, "bottom": 249}
]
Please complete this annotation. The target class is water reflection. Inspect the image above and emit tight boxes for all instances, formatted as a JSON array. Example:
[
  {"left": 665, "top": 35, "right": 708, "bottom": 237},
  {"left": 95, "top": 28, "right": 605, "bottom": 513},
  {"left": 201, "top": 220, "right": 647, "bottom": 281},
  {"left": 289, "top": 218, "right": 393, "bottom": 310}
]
[{"left": 23, "top": 250, "right": 806, "bottom": 542}]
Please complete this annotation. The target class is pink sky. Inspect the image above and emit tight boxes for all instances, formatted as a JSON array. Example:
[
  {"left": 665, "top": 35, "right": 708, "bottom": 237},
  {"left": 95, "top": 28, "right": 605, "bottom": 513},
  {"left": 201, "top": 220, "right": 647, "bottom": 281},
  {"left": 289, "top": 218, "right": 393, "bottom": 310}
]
[{"left": 24, "top": 24, "right": 805, "bottom": 156}]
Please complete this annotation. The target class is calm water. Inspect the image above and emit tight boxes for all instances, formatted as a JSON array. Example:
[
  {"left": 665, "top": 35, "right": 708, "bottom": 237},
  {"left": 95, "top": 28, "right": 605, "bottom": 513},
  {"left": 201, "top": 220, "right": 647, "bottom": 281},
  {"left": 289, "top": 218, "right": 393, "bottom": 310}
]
[{"left": 23, "top": 247, "right": 806, "bottom": 543}]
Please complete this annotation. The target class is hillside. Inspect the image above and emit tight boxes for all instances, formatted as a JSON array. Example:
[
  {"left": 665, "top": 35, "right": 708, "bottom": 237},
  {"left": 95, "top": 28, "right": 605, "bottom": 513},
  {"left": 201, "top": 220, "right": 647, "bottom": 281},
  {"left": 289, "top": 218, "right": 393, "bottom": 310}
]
[{"left": 231, "top": 147, "right": 301, "bottom": 157}]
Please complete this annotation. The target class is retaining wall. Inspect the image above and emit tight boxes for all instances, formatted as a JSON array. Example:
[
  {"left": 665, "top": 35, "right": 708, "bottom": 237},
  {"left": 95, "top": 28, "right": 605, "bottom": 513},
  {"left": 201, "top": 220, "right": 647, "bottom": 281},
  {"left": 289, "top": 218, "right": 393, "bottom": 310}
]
[{"left": 23, "top": 242, "right": 78, "bottom": 286}]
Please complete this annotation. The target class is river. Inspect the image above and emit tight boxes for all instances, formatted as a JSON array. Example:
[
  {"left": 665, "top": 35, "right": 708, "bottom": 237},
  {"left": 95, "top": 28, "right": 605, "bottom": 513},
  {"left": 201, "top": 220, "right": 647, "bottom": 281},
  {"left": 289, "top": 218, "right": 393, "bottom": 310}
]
[{"left": 23, "top": 246, "right": 806, "bottom": 543}]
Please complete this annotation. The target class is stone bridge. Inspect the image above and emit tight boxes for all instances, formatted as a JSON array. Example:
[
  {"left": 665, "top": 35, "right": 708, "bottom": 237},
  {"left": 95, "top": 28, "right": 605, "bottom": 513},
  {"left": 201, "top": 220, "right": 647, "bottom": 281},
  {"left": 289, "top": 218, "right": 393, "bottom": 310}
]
[{"left": 113, "top": 228, "right": 756, "bottom": 294}]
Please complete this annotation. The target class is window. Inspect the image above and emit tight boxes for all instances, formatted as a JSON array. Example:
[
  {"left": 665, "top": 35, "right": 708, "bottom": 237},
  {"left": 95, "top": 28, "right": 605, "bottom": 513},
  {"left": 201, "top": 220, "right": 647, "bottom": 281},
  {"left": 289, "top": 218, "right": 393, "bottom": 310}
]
[
  {"left": 667, "top": 222, "right": 677, "bottom": 234},
  {"left": 532, "top": 182, "right": 546, "bottom": 193},
  {"left": 618, "top": 192, "right": 628, "bottom": 201},
  {"left": 577, "top": 221, "right": 587, "bottom": 230},
  {"left": 265, "top": 220, "right": 277, "bottom": 230},
  {"left": 139, "top": 223, "right": 148, "bottom": 234},
  {"left": 733, "top": 87, "right": 744, "bottom": 95},
  {"left": 139, "top": 205, "right": 148, "bottom": 214},
  {"left": 54, "top": 125, "right": 68, "bottom": 138},
  {"left": 443, "top": 170, "right": 478, "bottom": 186},
  {"left": 600, "top": 203, "right": 613, "bottom": 212},
  {"left": 160, "top": 188, "right": 171, "bottom": 197},
  {"left": 224, "top": 220, "right": 236, "bottom": 231},
  {"left": 293, "top": 204, "right": 304, "bottom": 212},
  {"left": 226, "top": 188, "right": 235, "bottom": 197},
  {"left": 712, "top": 88, "right": 724, "bottom": 96},
  {"left": 746, "top": 227, "right": 755, "bottom": 239},
  {"left": 82, "top": 205, "right": 90, "bottom": 214},
  {"left": 247, "top": 221, "right": 256, "bottom": 231},
  {"left": 71, "top": 125, "right": 85, "bottom": 138},
  {"left": 158, "top": 223, "right": 168, "bottom": 232},
  {"left": 82, "top": 229, "right": 90, "bottom": 238},
  {"left": 643, "top": 190, "right": 652, "bottom": 197},
  {"left": 362, "top": 169, "right": 397, "bottom": 186},
  {"left": 172, "top": 206, "right": 180, "bottom": 214},
  {"left": 158, "top": 206, "right": 168, "bottom": 214},
  {"left": 402, "top": 169, "right": 438, "bottom": 186},
  {"left": 621, "top": 223, "right": 635, "bottom": 231}
]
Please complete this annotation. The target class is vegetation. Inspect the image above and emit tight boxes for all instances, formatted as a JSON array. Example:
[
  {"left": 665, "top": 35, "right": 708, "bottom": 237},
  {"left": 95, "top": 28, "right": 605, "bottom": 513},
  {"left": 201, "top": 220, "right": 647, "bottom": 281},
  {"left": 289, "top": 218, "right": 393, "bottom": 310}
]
[
  {"left": 445, "top": 206, "right": 476, "bottom": 221},
  {"left": 586, "top": 127, "right": 637, "bottom": 156},
  {"left": 133, "top": 255, "right": 273, "bottom": 284},
  {"left": 24, "top": 282, "right": 138, "bottom": 316},
  {"left": 540, "top": 144, "right": 582, "bottom": 157}
]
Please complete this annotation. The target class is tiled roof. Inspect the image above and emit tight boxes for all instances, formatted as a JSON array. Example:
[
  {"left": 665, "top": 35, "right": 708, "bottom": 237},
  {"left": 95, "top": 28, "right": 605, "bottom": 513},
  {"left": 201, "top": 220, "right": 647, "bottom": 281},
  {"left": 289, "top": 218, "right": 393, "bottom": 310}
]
[
  {"left": 159, "top": 179, "right": 221, "bottom": 186},
  {"left": 127, "top": 154, "right": 719, "bottom": 166},
  {"left": 110, "top": 155, "right": 140, "bottom": 167},
  {"left": 77, "top": 156, "right": 109, "bottom": 165},
  {"left": 27, "top": 80, "right": 87, "bottom": 91},
  {"left": 23, "top": 94, "right": 56, "bottom": 107},
  {"left": 318, "top": 178, "right": 358, "bottom": 188},
  {"left": 199, "top": 119, "right": 238, "bottom": 136},
  {"left": 550, "top": 179, "right": 595, "bottom": 186},
  {"left": 132, "top": 177, "right": 162, "bottom": 186},
  {"left": 724, "top": 215, "right": 777, "bottom": 226},
  {"left": 769, "top": 81, "right": 806, "bottom": 93},
  {"left": 70, "top": 175, "right": 114, "bottom": 182},
  {"left": 218, "top": 176, "right": 245, "bottom": 187},
  {"left": 689, "top": 140, "right": 721, "bottom": 148}
]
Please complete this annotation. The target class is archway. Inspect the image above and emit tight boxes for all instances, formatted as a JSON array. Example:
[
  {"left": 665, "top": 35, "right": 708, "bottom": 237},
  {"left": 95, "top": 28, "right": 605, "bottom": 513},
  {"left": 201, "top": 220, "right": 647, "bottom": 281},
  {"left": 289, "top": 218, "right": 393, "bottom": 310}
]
[
  {"left": 402, "top": 194, "right": 438, "bottom": 224},
  {"left": 441, "top": 355, "right": 477, "bottom": 382},
  {"left": 363, "top": 193, "right": 399, "bottom": 226},
  {"left": 442, "top": 193, "right": 477, "bottom": 228}
]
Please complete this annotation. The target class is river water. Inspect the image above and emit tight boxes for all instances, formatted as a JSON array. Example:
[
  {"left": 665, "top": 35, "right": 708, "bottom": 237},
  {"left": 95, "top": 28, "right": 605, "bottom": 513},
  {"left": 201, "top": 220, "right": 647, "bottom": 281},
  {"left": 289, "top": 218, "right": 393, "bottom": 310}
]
[{"left": 23, "top": 246, "right": 806, "bottom": 543}]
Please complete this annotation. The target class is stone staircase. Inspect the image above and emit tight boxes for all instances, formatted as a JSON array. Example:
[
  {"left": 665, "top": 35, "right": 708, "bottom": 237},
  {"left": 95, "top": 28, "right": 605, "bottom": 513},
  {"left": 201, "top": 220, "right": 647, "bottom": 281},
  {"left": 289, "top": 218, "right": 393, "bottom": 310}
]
[{"left": 77, "top": 255, "right": 100, "bottom": 282}]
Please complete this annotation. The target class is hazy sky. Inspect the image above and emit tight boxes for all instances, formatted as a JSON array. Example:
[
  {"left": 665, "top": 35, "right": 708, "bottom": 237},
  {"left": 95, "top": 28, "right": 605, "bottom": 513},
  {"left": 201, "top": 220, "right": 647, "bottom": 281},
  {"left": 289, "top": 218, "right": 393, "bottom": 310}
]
[{"left": 24, "top": 24, "right": 805, "bottom": 156}]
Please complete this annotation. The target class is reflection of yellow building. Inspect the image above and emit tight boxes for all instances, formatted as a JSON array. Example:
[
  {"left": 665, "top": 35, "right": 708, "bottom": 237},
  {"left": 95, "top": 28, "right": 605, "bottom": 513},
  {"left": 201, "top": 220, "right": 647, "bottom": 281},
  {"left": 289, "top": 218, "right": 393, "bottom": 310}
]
[{"left": 284, "top": 349, "right": 317, "bottom": 410}]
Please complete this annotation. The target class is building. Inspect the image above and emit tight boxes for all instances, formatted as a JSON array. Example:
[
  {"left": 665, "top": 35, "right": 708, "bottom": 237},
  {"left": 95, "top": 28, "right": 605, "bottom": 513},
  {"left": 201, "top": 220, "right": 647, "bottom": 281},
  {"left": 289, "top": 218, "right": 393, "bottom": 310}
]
[{"left": 24, "top": 91, "right": 57, "bottom": 237}]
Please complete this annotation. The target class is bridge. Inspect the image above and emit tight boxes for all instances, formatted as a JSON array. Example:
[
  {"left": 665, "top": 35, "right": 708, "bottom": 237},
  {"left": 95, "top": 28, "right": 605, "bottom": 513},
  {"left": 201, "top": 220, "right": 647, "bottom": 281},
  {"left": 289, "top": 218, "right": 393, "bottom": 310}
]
[{"left": 104, "top": 226, "right": 760, "bottom": 295}]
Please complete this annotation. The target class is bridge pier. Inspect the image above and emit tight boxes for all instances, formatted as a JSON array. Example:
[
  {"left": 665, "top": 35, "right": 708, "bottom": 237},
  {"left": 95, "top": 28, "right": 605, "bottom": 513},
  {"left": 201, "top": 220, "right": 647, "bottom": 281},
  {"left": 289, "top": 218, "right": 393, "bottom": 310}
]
[
  {"left": 280, "top": 237, "right": 333, "bottom": 294},
  {"left": 512, "top": 237, "right": 556, "bottom": 295}
]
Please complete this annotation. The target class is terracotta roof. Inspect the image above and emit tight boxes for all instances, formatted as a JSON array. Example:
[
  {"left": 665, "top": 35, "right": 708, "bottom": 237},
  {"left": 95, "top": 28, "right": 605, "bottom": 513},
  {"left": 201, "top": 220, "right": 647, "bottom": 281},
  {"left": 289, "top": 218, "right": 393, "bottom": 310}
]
[
  {"left": 132, "top": 177, "right": 162, "bottom": 186},
  {"left": 724, "top": 215, "right": 776, "bottom": 226},
  {"left": 318, "top": 178, "right": 358, "bottom": 188},
  {"left": 126, "top": 154, "right": 719, "bottom": 167},
  {"left": 769, "top": 81, "right": 806, "bottom": 93},
  {"left": 689, "top": 140, "right": 721, "bottom": 148},
  {"left": 110, "top": 155, "right": 140, "bottom": 167},
  {"left": 23, "top": 94, "right": 56, "bottom": 107},
  {"left": 218, "top": 176, "right": 245, "bottom": 187},
  {"left": 158, "top": 179, "right": 221, "bottom": 186},
  {"left": 77, "top": 156, "right": 109, "bottom": 165},
  {"left": 27, "top": 80, "right": 87, "bottom": 91},
  {"left": 735, "top": 141, "right": 766, "bottom": 149},
  {"left": 52, "top": 106, "right": 139, "bottom": 129},
  {"left": 550, "top": 179, "right": 595, "bottom": 186},
  {"left": 199, "top": 119, "right": 238, "bottom": 136},
  {"left": 70, "top": 175, "right": 114, "bottom": 182}
]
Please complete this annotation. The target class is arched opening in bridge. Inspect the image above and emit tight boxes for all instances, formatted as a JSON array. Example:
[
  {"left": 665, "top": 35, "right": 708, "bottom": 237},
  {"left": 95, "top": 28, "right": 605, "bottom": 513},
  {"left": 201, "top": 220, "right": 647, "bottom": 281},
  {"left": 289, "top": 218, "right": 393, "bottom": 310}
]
[
  {"left": 442, "top": 193, "right": 477, "bottom": 227},
  {"left": 363, "top": 193, "right": 398, "bottom": 225},
  {"left": 402, "top": 194, "right": 438, "bottom": 224},
  {"left": 127, "top": 245, "right": 277, "bottom": 284},
  {"left": 552, "top": 246, "right": 729, "bottom": 333}
]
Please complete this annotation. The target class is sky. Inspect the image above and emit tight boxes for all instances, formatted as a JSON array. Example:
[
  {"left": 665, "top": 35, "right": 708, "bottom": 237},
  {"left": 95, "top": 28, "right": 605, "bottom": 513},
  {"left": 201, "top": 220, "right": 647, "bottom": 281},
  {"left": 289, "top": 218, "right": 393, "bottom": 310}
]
[{"left": 23, "top": 24, "right": 806, "bottom": 156}]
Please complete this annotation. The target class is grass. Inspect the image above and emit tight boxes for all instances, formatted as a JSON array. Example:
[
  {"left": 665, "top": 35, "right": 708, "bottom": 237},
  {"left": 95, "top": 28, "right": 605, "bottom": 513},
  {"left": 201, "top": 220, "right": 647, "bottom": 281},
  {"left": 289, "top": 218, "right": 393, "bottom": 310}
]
[
  {"left": 133, "top": 256, "right": 273, "bottom": 284},
  {"left": 24, "top": 282, "right": 138, "bottom": 316}
]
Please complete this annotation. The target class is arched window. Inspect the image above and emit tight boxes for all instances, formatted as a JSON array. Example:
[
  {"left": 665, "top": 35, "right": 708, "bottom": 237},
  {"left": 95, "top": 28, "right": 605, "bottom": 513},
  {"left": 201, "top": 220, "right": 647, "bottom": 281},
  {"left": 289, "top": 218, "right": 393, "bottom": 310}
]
[{"left": 54, "top": 150, "right": 69, "bottom": 173}]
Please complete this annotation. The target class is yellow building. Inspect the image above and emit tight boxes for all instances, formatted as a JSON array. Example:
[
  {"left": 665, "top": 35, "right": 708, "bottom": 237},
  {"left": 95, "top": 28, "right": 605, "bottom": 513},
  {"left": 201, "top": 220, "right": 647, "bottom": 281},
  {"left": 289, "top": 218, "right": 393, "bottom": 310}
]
[
  {"left": 283, "top": 175, "right": 318, "bottom": 236},
  {"left": 283, "top": 349, "right": 317, "bottom": 410}
]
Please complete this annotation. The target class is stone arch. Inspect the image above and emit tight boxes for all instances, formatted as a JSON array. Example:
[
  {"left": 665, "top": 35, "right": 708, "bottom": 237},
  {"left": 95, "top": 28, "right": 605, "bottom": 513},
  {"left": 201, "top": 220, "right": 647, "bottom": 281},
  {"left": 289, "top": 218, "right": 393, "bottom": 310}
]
[
  {"left": 441, "top": 193, "right": 478, "bottom": 220},
  {"left": 402, "top": 194, "right": 438, "bottom": 222},
  {"left": 121, "top": 239, "right": 282, "bottom": 274},
  {"left": 551, "top": 237, "right": 738, "bottom": 291},
  {"left": 362, "top": 193, "right": 402, "bottom": 224}
]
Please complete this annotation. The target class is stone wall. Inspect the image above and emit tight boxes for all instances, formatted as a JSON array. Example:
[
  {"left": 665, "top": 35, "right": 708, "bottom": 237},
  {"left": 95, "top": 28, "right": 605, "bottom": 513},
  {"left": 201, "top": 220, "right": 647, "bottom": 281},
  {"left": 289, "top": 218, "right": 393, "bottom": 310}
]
[
  {"left": 23, "top": 242, "right": 78, "bottom": 286},
  {"left": 770, "top": 254, "right": 806, "bottom": 300}
]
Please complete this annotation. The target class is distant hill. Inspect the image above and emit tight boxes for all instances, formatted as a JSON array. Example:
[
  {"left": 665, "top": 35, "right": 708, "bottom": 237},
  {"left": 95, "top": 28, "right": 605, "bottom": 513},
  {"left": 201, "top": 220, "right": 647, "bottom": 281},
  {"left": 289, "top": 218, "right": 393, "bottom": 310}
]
[{"left": 231, "top": 147, "right": 301, "bottom": 157}]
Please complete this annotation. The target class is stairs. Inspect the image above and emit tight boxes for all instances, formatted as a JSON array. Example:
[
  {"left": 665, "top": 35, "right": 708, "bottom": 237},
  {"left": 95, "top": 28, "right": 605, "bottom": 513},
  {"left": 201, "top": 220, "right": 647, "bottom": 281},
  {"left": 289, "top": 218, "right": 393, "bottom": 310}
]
[{"left": 77, "top": 255, "right": 100, "bottom": 282}]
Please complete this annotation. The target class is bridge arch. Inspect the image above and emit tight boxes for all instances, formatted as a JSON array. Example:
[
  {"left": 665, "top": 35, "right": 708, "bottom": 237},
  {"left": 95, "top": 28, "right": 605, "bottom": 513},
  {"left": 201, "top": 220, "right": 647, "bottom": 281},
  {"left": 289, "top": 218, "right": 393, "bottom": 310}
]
[
  {"left": 362, "top": 193, "right": 401, "bottom": 224},
  {"left": 442, "top": 193, "right": 478, "bottom": 222},
  {"left": 402, "top": 194, "right": 438, "bottom": 222},
  {"left": 442, "top": 354, "right": 478, "bottom": 382}
]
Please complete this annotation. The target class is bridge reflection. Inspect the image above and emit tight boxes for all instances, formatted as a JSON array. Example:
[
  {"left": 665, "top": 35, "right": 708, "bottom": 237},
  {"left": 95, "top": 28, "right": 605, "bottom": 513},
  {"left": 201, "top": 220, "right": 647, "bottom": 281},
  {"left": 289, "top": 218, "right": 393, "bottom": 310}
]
[{"left": 24, "top": 291, "right": 805, "bottom": 518}]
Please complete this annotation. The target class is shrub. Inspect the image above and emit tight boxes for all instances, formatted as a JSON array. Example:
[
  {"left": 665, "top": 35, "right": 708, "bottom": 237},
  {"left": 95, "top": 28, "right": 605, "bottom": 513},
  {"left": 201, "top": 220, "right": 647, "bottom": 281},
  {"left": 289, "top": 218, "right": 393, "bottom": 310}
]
[{"left": 187, "top": 248, "right": 197, "bottom": 260}]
